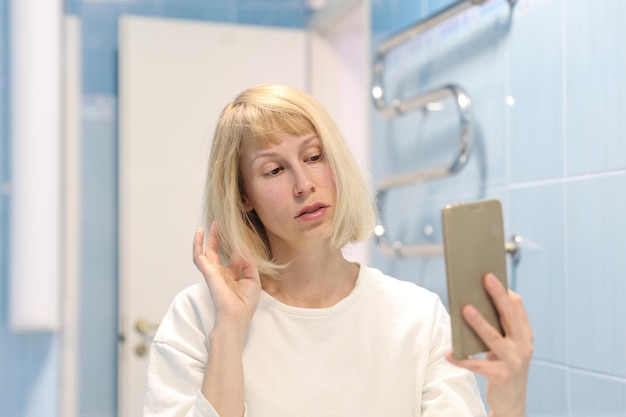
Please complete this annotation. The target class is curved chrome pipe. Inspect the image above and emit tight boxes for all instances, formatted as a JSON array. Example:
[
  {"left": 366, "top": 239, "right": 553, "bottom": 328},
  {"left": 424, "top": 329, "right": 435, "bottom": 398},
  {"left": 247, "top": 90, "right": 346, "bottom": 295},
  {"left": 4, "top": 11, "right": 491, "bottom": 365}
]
[
  {"left": 371, "top": 0, "right": 517, "bottom": 116},
  {"left": 375, "top": 84, "right": 471, "bottom": 192},
  {"left": 372, "top": 0, "right": 487, "bottom": 115},
  {"left": 374, "top": 84, "right": 472, "bottom": 258}
]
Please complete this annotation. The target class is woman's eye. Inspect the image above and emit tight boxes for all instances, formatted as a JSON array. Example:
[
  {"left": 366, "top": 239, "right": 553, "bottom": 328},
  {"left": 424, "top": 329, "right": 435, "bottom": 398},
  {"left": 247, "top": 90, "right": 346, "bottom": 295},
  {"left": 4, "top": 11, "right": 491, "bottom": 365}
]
[
  {"left": 267, "top": 166, "right": 283, "bottom": 176},
  {"left": 307, "top": 154, "right": 322, "bottom": 162}
]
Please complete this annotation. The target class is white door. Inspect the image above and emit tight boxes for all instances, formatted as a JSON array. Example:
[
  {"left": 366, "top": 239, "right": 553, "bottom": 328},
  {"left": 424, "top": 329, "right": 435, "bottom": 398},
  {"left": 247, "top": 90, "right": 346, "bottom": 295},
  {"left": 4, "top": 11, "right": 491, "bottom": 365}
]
[{"left": 118, "top": 6, "right": 369, "bottom": 417}]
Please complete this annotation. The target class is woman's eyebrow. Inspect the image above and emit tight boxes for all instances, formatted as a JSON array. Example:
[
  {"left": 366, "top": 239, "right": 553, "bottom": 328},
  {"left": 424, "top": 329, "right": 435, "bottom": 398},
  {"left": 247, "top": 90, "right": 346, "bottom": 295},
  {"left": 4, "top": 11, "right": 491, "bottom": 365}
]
[
  {"left": 250, "top": 150, "right": 278, "bottom": 163},
  {"left": 300, "top": 134, "right": 320, "bottom": 148},
  {"left": 251, "top": 134, "right": 320, "bottom": 162}
]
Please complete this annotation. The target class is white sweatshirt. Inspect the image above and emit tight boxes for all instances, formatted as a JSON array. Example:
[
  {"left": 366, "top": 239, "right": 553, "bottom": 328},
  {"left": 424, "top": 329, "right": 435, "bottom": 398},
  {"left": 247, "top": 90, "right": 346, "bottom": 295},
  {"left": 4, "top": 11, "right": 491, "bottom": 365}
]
[{"left": 144, "top": 265, "right": 486, "bottom": 417}]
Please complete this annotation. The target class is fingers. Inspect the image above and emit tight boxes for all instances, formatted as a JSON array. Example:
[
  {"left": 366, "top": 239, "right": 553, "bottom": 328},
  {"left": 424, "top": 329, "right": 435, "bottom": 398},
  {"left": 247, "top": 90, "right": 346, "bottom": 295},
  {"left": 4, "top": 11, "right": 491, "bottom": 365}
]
[
  {"left": 449, "top": 274, "right": 534, "bottom": 371},
  {"left": 194, "top": 223, "right": 258, "bottom": 283},
  {"left": 193, "top": 222, "right": 221, "bottom": 268},
  {"left": 460, "top": 274, "right": 514, "bottom": 357},
  {"left": 194, "top": 224, "right": 233, "bottom": 297},
  {"left": 462, "top": 304, "right": 505, "bottom": 353},
  {"left": 193, "top": 228, "right": 206, "bottom": 269},
  {"left": 207, "top": 221, "right": 218, "bottom": 245},
  {"left": 483, "top": 273, "right": 533, "bottom": 344},
  {"left": 509, "top": 290, "right": 534, "bottom": 343},
  {"left": 446, "top": 352, "right": 501, "bottom": 378},
  {"left": 483, "top": 273, "right": 515, "bottom": 334},
  {"left": 448, "top": 275, "right": 534, "bottom": 407}
]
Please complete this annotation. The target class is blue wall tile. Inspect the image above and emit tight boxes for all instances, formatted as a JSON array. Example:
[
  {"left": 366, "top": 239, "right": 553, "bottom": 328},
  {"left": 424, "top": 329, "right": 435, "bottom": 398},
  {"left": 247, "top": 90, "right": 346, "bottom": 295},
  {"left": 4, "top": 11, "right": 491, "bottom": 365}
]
[
  {"left": 237, "top": 5, "right": 307, "bottom": 28},
  {"left": 566, "top": 174, "right": 626, "bottom": 378},
  {"left": 0, "top": 196, "right": 10, "bottom": 417},
  {"left": 0, "top": 334, "right": 60, "bottom": 417},
  {"left": 79, "top": 95, "right": 119, "bottom": 417},
  {"left": 508, "top": 0, "right": 564, "bottom": 183},
  {"left": 570, "top": 371, "right": 626, "bottom": 416},
  {"left": 469, "top": 90, "right": 507, "bottom": 187},
  {"left": 526, "top": 362, "right": 569, "bottom": 416},
  {"left": 158, "top": 5, "right": 231, "bottom": 23},
  {"left": 509, "top": 183, "right": 566, "bottom": 363},
  {"left": 0, "top": 0, "right": 6, "bottom": 181},
  {"left": 425, "top": 0, "right": 461, "bottom": 16},
  {"left": 0, "top": 0, "right": 8, "bottom": 409},
  {"left": 566, "top": 0, "right": 626, "bottom": 175},
  {"left": 80, "top": 4, "right": 127, "bottom": 95},
  {"left": 235, "top": 0, "right": 309, "bottom": 28},
  {"left": 371, "top": 0, "right": 426, "bottom": 35}
]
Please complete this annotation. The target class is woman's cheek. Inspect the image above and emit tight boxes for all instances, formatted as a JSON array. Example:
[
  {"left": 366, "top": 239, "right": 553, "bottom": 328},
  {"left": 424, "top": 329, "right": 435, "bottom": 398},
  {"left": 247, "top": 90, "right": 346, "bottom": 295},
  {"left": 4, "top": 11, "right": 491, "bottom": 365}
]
[
  {"left": 320, "top": 168, "right": 336, "bottom": 191},
  {"left": 257, "top": 182, "right": 286, "bottom": 207}
]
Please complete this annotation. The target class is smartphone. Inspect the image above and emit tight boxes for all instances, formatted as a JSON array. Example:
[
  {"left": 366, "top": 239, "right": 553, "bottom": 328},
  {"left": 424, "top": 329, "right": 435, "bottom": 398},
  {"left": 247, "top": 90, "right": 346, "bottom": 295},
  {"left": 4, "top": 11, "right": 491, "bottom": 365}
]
[{"left": 441, "top": 199, "right": 508, "bottom": 359}]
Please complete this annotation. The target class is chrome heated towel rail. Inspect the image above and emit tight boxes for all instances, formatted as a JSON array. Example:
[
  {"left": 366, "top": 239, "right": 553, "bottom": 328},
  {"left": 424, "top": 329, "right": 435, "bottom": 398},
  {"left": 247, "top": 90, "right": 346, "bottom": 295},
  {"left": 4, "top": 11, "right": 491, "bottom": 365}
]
[{"left": 371, "top": 0, "right": 518, "bottom": 259}]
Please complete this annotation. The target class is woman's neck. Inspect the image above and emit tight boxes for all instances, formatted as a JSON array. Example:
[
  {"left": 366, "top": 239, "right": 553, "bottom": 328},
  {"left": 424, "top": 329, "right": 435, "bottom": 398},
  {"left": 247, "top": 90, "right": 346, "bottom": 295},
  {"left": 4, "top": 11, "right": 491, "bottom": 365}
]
[{"left": 261, "top": 245, "right": 359, "bottom": 308}]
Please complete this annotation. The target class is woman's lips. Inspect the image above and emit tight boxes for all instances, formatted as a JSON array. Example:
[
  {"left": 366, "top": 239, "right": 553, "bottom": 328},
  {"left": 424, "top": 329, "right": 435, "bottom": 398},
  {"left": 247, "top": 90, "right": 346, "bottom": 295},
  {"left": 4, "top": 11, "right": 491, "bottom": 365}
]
[{"left": 296, "top": 204, "right": 328, "bottom": 220}]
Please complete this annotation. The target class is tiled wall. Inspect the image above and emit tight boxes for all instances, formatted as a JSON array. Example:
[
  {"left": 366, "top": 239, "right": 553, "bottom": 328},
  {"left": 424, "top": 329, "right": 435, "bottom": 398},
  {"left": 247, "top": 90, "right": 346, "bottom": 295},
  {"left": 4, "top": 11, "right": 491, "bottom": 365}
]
[{"left": 370, "top": 0, "right": 626, "bottom": 415}]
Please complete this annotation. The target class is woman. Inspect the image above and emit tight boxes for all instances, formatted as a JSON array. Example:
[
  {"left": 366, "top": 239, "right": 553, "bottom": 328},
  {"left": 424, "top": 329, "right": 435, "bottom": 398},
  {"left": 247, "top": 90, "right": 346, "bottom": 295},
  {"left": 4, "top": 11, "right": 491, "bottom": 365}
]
[{"left": 144, "top": 84, "right": 533, "bottom": 417}]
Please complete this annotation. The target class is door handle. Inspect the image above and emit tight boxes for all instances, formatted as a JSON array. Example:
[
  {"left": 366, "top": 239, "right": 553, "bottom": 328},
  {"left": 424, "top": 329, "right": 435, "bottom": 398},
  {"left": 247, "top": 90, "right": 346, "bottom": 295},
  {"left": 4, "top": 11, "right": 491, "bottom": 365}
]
[
  {"left": 135, "top": 318, "right": 159, "bottom": 339},
  {"left": 133, "top": 319, "right": 160, "bottom": 357}
]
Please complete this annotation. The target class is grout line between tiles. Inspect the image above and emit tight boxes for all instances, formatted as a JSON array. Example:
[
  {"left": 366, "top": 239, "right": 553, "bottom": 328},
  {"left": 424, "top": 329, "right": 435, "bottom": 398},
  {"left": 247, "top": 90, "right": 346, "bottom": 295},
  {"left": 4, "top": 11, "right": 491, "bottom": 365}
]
[
  {"left": 532, "top": 358, "right": 626, "bottom": 383},
  {"left": 560, "top": 0, "right": 572, "bottom": 413},
  {"left": 502, "top": 168, "right": 626, "bottom": 192}
]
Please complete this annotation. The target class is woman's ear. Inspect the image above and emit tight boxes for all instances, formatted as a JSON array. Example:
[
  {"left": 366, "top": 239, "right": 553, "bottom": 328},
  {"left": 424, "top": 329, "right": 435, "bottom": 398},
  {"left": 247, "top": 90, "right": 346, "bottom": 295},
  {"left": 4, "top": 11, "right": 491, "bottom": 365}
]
[{"left": 241, "top": 194, "right": 254, "bottom": 212}]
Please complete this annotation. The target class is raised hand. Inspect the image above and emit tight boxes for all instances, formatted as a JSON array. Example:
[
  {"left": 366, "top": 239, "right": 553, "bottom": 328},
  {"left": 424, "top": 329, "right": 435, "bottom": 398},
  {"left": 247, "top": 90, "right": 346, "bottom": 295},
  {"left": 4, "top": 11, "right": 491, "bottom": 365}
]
[
  {"left": 446, "top": 273, "right": 533, "bottom": 417},
  {"left": 193, "top": 221, "right": 262, "bottom": 330}
]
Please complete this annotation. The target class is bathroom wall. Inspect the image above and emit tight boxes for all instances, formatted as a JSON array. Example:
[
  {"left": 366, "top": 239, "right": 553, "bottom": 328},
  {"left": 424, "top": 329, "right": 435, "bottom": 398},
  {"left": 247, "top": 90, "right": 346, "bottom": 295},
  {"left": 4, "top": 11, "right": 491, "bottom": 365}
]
[{"left": 370, "top": 0, "right": 626, "bottom": 415}]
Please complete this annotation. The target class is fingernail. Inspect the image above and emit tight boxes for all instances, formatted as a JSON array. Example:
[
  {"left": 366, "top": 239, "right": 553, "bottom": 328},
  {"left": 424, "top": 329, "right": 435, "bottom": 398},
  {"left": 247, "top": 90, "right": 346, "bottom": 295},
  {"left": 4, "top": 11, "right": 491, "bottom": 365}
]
[
  {"left": 487, "top": 273, "right": 497, "bottom": 285},
  {"left": 464, "top": 305, "right": 476, "bottom": 318}
]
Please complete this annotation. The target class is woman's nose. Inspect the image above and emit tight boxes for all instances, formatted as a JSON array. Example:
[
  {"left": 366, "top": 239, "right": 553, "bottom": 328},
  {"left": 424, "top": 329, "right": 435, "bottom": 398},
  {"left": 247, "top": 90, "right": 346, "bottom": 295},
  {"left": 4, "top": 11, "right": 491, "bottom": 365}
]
[{"left": 293, "top": 167, "right": 315, "bottom": 196}]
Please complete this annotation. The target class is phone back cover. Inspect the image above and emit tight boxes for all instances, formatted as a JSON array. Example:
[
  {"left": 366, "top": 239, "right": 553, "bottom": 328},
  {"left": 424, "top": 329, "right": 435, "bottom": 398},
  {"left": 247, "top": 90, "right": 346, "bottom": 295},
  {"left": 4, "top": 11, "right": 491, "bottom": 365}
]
[{"left": 441, "top": 199, "right": 508, "bottom": 358}]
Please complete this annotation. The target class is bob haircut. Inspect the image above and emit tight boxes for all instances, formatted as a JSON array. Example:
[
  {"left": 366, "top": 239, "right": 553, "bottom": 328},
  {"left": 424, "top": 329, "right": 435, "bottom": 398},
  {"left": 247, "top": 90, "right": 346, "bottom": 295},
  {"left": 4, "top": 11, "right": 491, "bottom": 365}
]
[{"left": 203, "top": 83, "right": 377, "bottom": 278}]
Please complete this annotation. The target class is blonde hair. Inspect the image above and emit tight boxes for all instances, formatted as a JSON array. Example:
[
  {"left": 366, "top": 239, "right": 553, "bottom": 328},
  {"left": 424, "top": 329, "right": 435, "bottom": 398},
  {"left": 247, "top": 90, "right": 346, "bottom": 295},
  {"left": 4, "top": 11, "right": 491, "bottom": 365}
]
[{"left": 203, "top": 83, "right": 376, "bottom": 278}]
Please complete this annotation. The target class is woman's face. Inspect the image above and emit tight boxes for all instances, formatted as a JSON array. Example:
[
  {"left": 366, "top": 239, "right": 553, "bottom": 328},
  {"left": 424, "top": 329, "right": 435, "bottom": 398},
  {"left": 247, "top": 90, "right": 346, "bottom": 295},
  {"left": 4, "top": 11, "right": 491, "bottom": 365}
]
[{"left": 239, "top": 132, "right": 336, "bottom": 251}]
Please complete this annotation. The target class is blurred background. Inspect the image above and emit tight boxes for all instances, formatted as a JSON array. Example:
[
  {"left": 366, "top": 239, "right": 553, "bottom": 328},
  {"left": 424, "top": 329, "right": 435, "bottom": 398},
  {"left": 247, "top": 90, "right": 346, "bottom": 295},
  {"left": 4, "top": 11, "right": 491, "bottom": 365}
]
[{"left": 1, "top": 0, "right": 625, "bottom": 416}]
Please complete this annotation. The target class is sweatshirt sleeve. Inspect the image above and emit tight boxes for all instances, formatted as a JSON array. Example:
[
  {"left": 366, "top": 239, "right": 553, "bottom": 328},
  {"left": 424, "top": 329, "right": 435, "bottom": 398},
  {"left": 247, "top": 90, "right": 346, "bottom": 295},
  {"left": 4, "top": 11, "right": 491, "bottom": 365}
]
[
  {"left": 143, "top": 284, "right": 247, "bottom": 417},
  {"left": 420, "top": 297, "right": 487, "bottom": 417},
  {"left": 144, "top": 340, "right": 219, "bottom": 417}
]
